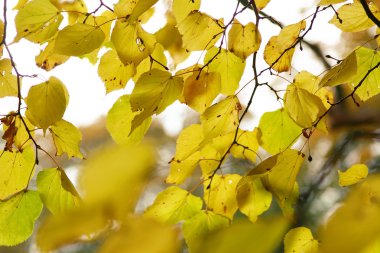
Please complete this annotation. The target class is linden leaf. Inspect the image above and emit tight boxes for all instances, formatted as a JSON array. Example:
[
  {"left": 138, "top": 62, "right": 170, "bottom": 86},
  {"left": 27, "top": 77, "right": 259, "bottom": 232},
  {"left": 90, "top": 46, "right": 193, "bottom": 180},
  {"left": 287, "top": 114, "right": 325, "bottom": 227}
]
[
  {"left": 350, "top": 47, "right": 380, "bottom": 102},
  {"left": 54, "top": 23, "right": 105, "bottom": 56},
  {"left": 259, "top": 109, "right": 301, "bottom": 154},
  {"left": 318, "top": 0, "right": 346, "bottom": 5},
  {"left": 204, "top": 47, "right": 246, "bottom": 95},
  {"left": 130, "top": 69, "right": 184, "bottom": 130},
  {"left": 228, "top": 20, "right": 261, "bottom": 60},
  {"left": 98, "top": 50, "right": 136, "bottom": 93},
  {"left": 329, "top": 1, "right": 380, "bottom": 32},
  {"left": 255, "top": 0, "right": 271, "bottom": 9},
  {"left": 0, "top": 147, "right": 35, "bottom": 200},
  {"left": 14, "top": 0, "right": 63, "bottom": 43},
  {"left": 0, "top": 191, "right": 43, "bottom": 246},
  {"left": 166, "top": 124, "right": 203, "bottom": 184},
  {"left": 37, "top": 168, "right": 81, "bottom": 215},
  {"left": 284, "top": 84, "right": 326, "bottom": 128},
  {"left": 230, "top": 128, "right": 260, "bottom": 162},
  {"left": 204, "top": 174, "right": 241, "bottom": 219},
  {"left": 26, "top": 77, "right": 68, "bottom": 130},
  {"left": 144, "top": 186, "right": 203, "bottom": 224},
  {"left": 181, "top": 70, "right": 221, "bottom": 113},
  {"left": 2, "top": 115, "right": 34, "bottom": 151},
  {"left": 177, "top": 11, "right": 224, "bottom": 51},
  {"left": 338, "top": 164, "right": 369, "bottom": 187},
  {"left": 111, "top": 20, "right": 156, "bottom": 65},
  {"left": 236, "top": 176, "right": 272, "bottom": 222},
  {"left": 182, "top": 210, "right": 230, "bottom": 253},
  {"left": 264, "top": 21, "right": 306, "bottom": 72},
  {"left": 199, "top": 143, "right": 224, "bottom": 178},
  {"left": 35, "top": 38, "right": 70, "bottom": 71},
  {"left": 106, "top": 95, "right": 152, "bottom": 146},
  {"left": 0, "top": 59, "right": 18, "bottom": 98},
  {"left": 133, "top": 43, "right": 167, "bottom": 82},
  {"left": 49, "top": 119, "right": 84, "bottom": 159},
  {"left": 114, "top": 0, "right": 158, "bottom": 20},
  {"left": 172, "top": 0, "right": 201, "bottom": 23},
  {"left": 284, "top": 227, "right": 318, "bottom": 253},
  {"left": 61, "top": 0, "right": 88, "bottom": 25}
]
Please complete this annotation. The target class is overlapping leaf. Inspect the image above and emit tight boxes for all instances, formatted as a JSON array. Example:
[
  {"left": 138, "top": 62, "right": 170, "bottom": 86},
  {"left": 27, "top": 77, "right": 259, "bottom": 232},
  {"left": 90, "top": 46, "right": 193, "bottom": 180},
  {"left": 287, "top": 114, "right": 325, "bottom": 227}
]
[
  {"left": 35, "top": 39, "right": 70, "bottom": 71},
  {"left": 0, "top": 59, "right": 18, "bottom": 98},
  {"left": 133, "top": 43, "right": 167, "bottom": 82},
  {"left": 172, "top": 0, "right": 201, "bottom": 23},
  {"left": 114, "top": 0, "right": 158, "bottom": 21},
  {"left": 228, "top": 20, "right": 261, "bottom": 60},
  {"left": 230, "top": 128, "right": 260, "bottom": 162}
]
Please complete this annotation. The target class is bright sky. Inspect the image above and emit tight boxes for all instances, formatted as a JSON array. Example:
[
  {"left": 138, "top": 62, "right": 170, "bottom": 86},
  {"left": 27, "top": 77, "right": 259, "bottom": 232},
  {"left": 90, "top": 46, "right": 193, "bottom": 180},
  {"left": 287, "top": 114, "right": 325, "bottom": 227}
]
[{"left": 1, "top": 0, "right": 342, "bottom": 136}]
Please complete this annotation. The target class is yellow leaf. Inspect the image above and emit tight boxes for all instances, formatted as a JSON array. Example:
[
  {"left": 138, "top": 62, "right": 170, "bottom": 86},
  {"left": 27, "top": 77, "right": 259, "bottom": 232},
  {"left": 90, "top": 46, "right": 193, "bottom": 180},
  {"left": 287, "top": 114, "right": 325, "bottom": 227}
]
[
  {"left": 26, "top": 77, "right": 68, "bottom": 130},
  {"left": 98, "top": 50, "right": 136, "bottom": 93},
  {"left": 284, "top": 84, "right": 326, "bottom": 128},
  {"left": 201, "top": 96, "right": 240, "bottom": 141},
  {"left": 111, "top": 20, "right": 156, "bottom": 65},
  {"left": 230, "top": 128, "right": 260, "bottom": 162},
  {"left": 204, "top": 174, "right": 241, "bottom": 219},
  {"left": 49, "top": 119, "right": 84, "bottom": 159},
  {"left": 338, "top": 163, "right": 368, "bottom": 187},
  {"left": 259, "top": 108, "right": 302, "bottom": 154},
  {"left": 264, "top": 21, "right": 306, "bottom": 72},
  {"left": 114, "top": 0, "right": 158, "bottom": 21},
  {"left": 130, "top": 69, "right": 184, "bottom": 129},
  {"left": 177, "top": 11, "right": 224, "bottom": 51},
  {"left": 37, "top": 168, "right": 81, "bottom": 214},
  {"left": 236, "top": 176, "right": 272, "bottom": 222},
  {"left": 98, "top": 217, "right": 180, "bottom": 253},
  {"left": 255, "top": 0, "right": 271, "bottom": 9},
  {"left": 199, "top": 143, "right": 224, "bottom": 177},
  {"left": 172, "top": 0, "right": 201, "bottom": 23},
  {"left": 54, "top": 23, "right": 105, "bottom": 56},
  {"left": 0, "top": 191, "right": 43, "bottom": 246},
  {"left": 318, "top": 0, "right": 346, "bottom": 5},
  {"left": 0, "top": 59, "right": 18, "bottom": 98},
  {"left": 14, "top": 0, "right": 63, "bottom": 43},
  {"left": 144, "top": 186, "right": 203, "bottom": 224},
  {"left": 106, "top": 95, "right": 152, "bottom": 146},
  {"left": 204, "top": 47, "right": 246, "bottom": 95},
  {"left": 329, "top": 1, "right": 380, "bottom": 32},
  {"left": 284, "top": 227, "right": 318, "bottom": 253},
  {"left": 182, "top": 210, "right": 230, "bottom": 252},
  {"left": 228, "top": 20, "right": 261, "bottom": 60},
  {"left": 35, "top": 38, "right": 70, "bottom": 71},
  {"left": 2, "top": 115, "right": 34, "bottom": 151},
  {"left": 0, "top": 147, "right": 34, "bottom": 200},
  {"left": 181, "top": 70, "right": 221, "bottom": 113},
  {"left": 60, "top": 0, "right": 88, "bottom": 25}
]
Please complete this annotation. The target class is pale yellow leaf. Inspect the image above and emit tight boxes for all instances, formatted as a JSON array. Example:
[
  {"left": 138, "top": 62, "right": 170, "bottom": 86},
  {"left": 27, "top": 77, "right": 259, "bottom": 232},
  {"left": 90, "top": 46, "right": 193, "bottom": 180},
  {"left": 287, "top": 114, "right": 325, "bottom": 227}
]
[
  {"left": 172, "top": 0, "right": 201, "bottom": 23},
  {"left": 0, "top": 59, "right": 18, "bottom": 98},
  {"left": 114, "top": 0, "right": 158, "bottom": 21},
  {"left": 228, "top": 20, "right": 261, "bottom": 60},
  {"left": 35, "top": 39, "right": 70, "bottom": 71},
  {"left": 284, "top": 227, "right": 318, "bottom": 253}
]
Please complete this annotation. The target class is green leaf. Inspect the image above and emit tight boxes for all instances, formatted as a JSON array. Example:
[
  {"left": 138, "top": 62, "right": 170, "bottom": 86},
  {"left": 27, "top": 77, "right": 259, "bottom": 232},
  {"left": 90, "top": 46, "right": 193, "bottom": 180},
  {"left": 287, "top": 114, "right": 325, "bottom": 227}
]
[
  {"left": 172, "top": 0, "right": 201, "bottom": 23},
  {"left": 54, "top": 23, "right": 105, "bottom": 56},
  {"left": 14, "top": 0, "right": 63, "bottom": 43},
  {"left": 259, "top": 108, "right": 302, "bottom": 154},
  {"left": 130, "top": 69, "right": 184, "bottom": 130},
  {"left": 144, "top": 186, "right": 203, "bottom": 224},
  {"left": 49, "top": 119, "right": 84, "bottom": 159},
  {"left": 338, "top": 163, "right": 368, "bottom": 187},
  {"left": 37, "top": 168, "right": 81, "bottom": 214},
  {"left": 0, "top": 59, "right": 18, "bottom": 98},
  {"left": 0, "top": 147, "right": 35, "bottom": 200},
  {"left": 284, "top": 227, "right": 318, "bottom": 253},
  {"left": 204, "top": 47, "right": 246, "bottom": 95},
  {"left": 0, "top": 191, "right": 43, "bottom": 246},
  {"left": 114, "top": 0, "right": 158, "bottom": 21},
  {"left": 106, "top": 95, "right": 152, "bottom": 146},
  {"left": 228, "top": 20, "right": 261, "bottom": 60},
  {"left": 26, "top": 77, "right": 68, "bottom": 130}
]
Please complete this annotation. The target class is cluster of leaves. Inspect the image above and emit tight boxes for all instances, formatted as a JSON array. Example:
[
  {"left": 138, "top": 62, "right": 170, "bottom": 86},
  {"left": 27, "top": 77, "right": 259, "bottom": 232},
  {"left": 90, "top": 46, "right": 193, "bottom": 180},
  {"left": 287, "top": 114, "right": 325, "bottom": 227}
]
[{"left": 1, "top": 0, "right": 380, "bottom": 252}]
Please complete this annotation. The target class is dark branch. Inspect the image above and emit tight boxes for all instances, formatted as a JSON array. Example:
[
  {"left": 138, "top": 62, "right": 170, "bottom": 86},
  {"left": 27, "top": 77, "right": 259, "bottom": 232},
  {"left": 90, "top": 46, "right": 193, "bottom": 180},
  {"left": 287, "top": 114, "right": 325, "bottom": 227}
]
[{"left": 359, "top": 0, "right": 380, "bottom": 28}]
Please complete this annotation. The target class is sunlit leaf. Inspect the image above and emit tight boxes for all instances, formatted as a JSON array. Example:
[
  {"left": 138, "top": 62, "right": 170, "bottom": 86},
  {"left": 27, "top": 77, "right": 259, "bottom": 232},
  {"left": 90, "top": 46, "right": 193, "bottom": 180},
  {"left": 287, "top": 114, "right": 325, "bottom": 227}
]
[
  {"left": 177, "top": 11, "right": 224, "bottom": 51},
  {"left": 284, "top": 227, "right": 318, "bottom": 253},
  {"left": 130, "top": 69, "right": 184, "bottom": 129},
  {"left": 98, "top": 50, "right": 136, "bottom": 93},
  {"left": 255, "top": 0, "right": 271, "bottom": 9},
  {"left": 0, "top": 147, "right": 34, "bottom": 200},
  {"left": 329, "top": 1, "right": 380, "bottom": 32},
  {"left": 204, "top": 47, "right": 245, "bottom": 95},
  {"left": 54, "top": 23, "right": 105, "bottom": 56},
  {"left": 182, "top": 210, "right": 230, "bottom": 253},
  {"left": 230, "top": 128, "right": 260, "bottom": 162},
  {"left": 35, "top": 39, "right": 70, "bottom": 71},
  {"left": 204, "top": 174, "right": 241, "bottom": 219},
  {"left": 133, "top": 43, "right": 167, "bottom": 82},
  {"left": 144, "top": 186, "right": 203, "bottom": 224},
  {"left": 26, "top": 77, "right": 68, "bottom": 130},
  {"left": 199, "top": 143, "right": 224, "bottom": 177},
  {"left": 114, "top": 0, "right": 158, "bottom": 21},
  {"left": 106, "top": 95, "right": 152, "bottom": 146},
  {"left": 172, "top": 0, "right": 201, "bottom": 23},
  {"left": 0, "top": 59, "right": 18, "bottom": 98},
  {"left": 111, "top": 20, "right": 156, "bottom": 65},
  {"left": 228, "top": 20, "right": 261, "bottom": 60},
  {"left": 61, "top": 0, "right": 88, "bottom": 24},
  {"left": 14, "top": 0, "right": 63, "bottom": 43},
  {"left": 264, "top": 21, "right": 306, "bottom": 72},
  {"left": 236, "top": 175, "right": 272, "bottom": 222},
  {"left": 259, "top": 108, "right": 301, "bottom": 154},
  {"left": 338, "top": 163, "right": 368, "bottom": 187},
  {"left": 37, "top": 168, "right": 81, "bottom": 214},
  {"left": 2, "top": 115, "right": 34, "bottom": 151},
  {"left": 0, "top": 191, "right": 43, "bottom": 246},
  {"left": 318, "top": 0, "right": 346, "bottom": 5},
  {"left": 49, "top": 119, "right": 84, "bottom": 159}
]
